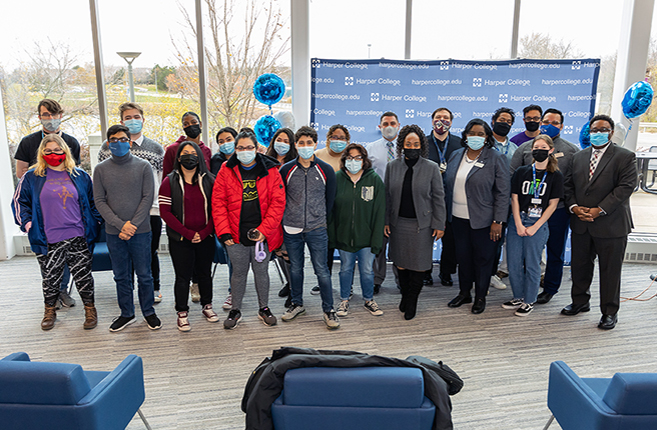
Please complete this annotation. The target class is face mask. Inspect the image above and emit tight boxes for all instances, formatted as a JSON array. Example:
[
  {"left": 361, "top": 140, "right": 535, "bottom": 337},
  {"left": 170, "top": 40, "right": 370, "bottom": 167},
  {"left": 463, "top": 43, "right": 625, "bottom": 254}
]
[
  {"left": 381, "top": 126, "right": 399, "bottom": 140},
  {"left": 43, "top": 153, "right": 66, "bottom": 166},
  {"left": 345, "top": 159, "right": 363, "bottom": 174},
  {"left": 532, "top": 149, "right": 550, "bottom": 163},
  {"left": 41, "top": 118, "right": 61, "bottom": 133},
  {"left": 109, "top": 140, "right": 131, "bottom": 157},
  {"left": 183, "top": 124, "right": 202, "bottom": 139},
  {"left": 590, "top": 132, "right": 610, "bottom": 147},
  {"left": 540, "top": 124, "right": 560, "bottom": 138},
  {"left": 493, "top": 122, "right": 511, "bottom": 137},
  {"left": 404, "top": 148, "right": 421, "bottom": 160},
  {"left": 179, "top": 154, "right": 199, "bottom": 170},
  {"left": 433, "top": 120, "right": 451, "bottom": 135},
  {"left": 236, "top": 150, "right": 256, "bottom": 165},
  {"left": 274, "top": 142, "right": 290, "bottom": 156},
  {"left": 329, "top": 140, "right": 347, "bottom": 153},
  {"left": 466, "top": 136, "right": 486, "bottom": 151},
  {"left": 525, "top": 121, "right": 540, "bottom": 132},
  {"left": 219, "top": 141, "right": 235, "bottom": 155},
  {"left": 297, "top": 146, "right": 315, "bottom": 160},
  {"left": 123, "top": 119, "right": 143, "bottom": 135}
]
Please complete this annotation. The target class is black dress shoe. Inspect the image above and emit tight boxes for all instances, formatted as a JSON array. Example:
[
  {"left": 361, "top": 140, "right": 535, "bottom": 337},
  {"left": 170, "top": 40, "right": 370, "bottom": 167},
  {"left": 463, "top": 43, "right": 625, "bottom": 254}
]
[
  {"left": 561, "top": 303, "right": 591, "bottom": 316},
  {"left": 438, "top": 272, "right": 453, "bottom": 286},
  {"left": 536, "top": 291, "right": 554, "bottom": 304},
  {"left": 598, "top": 314, "right": 617, "bottom": 330},
  {"left": 373, "top": 284, "right": 381, "bottom": 295},
  {"left": 471, "top": 297, "right": 486, "bottom": 314},
  {"left": 423, "top": 274, "right": 434, "bottom": 286},
  {"left": 447, "top": 295, "right": 472, "bottom": 308},
  {"left": 278, "top": 283, "right": 290, "bottom": 297}
]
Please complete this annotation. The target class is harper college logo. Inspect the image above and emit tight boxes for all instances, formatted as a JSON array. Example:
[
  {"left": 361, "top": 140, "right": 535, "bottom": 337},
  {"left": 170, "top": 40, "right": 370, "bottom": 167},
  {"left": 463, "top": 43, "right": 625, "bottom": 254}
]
[
  {"left": 405, "top": 109, "right": 415, "bottom": 119},
  {"left": 572, "top": 60, "right": 581, "bottom": 70},
  {"left": 311, "top": 59, "right": 321, "bottom": 68},
  {"left": 563, "top": 125, "right": 574, "bottom": 133},
  {"left": 440, "top": 61, "right": 449, "bottom": 70},
  {"left": 344, "top": 77, "right": 354, "bottom": 85},
  {"left": 498, "top": 94, "right": 508, "bottom": 103},
  {"left": 472, "top": 78, "right": 482, "bottom": 87},
  {"left": 310, "top": 122, "right": 319, "bottom": 130},
  {"left": 370, "top": 93, "right": 380, "bottom": 102}
]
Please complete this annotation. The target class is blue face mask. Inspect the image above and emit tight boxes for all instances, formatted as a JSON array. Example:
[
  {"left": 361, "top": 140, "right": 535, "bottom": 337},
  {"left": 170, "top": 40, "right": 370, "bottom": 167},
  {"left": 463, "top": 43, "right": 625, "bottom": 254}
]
[
  {"left": 589, "top": 132, "right": 610, "bottom": 147},
  {"left": 345, "top": 159, "right": 363, "bottom": 175},
  {"left": 297, "top": 146, "right": 315, "bottom": 160},
  {"left": 123, "top": 119, "right": 143, "bottom": 134},
  {"left": 540, "top": 124, "right": 561, "bottom": 138},
  {"left": 236, "top": 150, "right": 256, "bottom": 165},
  {"left": 274, "top": 142, "right": 290, "bottom": 156},
  {"left": 466, "top": 136, "right": 486, "bottom": 151},
  {"left": 329, "top": 140, "right": 347, "bottom": 153},
  {"left": 109, "top": 140, "right": 131, "bottom": 157},
  {"left": 220, "top": 141, "right": 235, "bottom": 155}
]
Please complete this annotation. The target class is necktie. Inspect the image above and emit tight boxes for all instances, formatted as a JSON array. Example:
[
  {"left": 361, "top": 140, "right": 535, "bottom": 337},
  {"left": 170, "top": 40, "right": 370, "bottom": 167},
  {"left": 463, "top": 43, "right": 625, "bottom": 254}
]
[
  {"left": 387, "top": 141, "right": 396, "bottom": 163},
  {"left": 589, "top": 149, "right": 602, "bottom": 180}
]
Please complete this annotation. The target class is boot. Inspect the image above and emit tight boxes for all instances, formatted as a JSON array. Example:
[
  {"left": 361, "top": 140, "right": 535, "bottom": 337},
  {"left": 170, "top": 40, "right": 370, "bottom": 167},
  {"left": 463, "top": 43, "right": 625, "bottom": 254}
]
[
  {"left": 397, "top": 269, "right": 410, "bottom": 313},
  {"left": 41, "top": 306, "right": 57, "bottom": 330},
  {"left": 83, "top": 303, "right": 98, "bottom": 329},
  {"left": 404, "top": 271, "right": 424, "bottom": 320}
]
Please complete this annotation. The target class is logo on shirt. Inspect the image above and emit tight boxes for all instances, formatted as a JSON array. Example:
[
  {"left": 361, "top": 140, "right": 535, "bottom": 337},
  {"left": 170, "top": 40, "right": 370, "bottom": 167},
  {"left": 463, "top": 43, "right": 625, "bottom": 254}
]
[
  {"left": 58, "top": 186, "right": 74, "bottom": 209},
  {"left": 242, "top": 180, "right": 258, "bottom": 202},
  {"left": 361, "top": 186, "right": 374, "bottom": 202}
]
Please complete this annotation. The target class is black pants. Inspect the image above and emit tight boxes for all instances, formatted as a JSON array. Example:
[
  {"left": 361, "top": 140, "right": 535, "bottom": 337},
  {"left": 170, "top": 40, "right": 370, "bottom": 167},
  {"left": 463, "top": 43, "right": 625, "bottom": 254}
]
[
  {"left": 169, "top": 235, "right": 215, "bottom": 312},
  {"left": 439, "top": 221, "right": 457, "bottom": 276},
  {"left": 491, "top": 222, "right": 507, "bottom": 275},
  {"left": 452, "top": 217, "right": 497, "bottom": 300},
  {"left": 570, "top": 231, "right": 627, "bottom": 316},
  {"left": 150, "top": 215, "right": 162, "bottom": 291}
]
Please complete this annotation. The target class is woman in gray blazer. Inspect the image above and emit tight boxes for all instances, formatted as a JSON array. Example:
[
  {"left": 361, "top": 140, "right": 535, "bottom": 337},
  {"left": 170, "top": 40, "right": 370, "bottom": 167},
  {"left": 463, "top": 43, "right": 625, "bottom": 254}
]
[
  {"left": 385, "top": 125, "right": 446, "bottom": 320},
  {"left": 444, "top": 118, "right": 510, "bottom": 314}
]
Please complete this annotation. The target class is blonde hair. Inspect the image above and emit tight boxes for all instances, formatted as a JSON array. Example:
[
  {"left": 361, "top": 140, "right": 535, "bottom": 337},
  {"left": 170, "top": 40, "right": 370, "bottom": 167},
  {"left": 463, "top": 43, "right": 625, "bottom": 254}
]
[
  {"left": 532, "top": 135, "right": 559, "bottom": 173},
  {"left": 31, "top": 134, "right": 78, "bottom": 177}
]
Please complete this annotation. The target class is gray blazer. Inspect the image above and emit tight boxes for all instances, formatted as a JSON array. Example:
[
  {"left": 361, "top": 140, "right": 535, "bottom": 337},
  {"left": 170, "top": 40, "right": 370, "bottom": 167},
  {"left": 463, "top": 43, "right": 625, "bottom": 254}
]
[
  {"left": 443, "top": 147, "right": 510, "bottom": 230},
  {"left": 385, "top": 157, "right": 446, "bottom": 231}
]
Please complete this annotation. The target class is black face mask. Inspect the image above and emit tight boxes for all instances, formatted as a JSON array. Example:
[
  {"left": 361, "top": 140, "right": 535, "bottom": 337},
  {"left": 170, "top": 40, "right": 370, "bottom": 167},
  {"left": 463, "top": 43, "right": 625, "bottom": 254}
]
[
  {"left": 404, "top": 148, "right": 421, "bottom": 160},
  {"left": 493, "top": 122, "right": 512, "bottom": 137},
  {"left": 525, "top": 121, "right": 540, "bottom": 132},
  {"left": 184, "top": 124, "right": 202, "bottom": 139},
  {"left": 179, "top": 154, "right": 200, "bottom": 170},
  {"left": 532, "top": 149, "right": 550, "bottom": 163}
]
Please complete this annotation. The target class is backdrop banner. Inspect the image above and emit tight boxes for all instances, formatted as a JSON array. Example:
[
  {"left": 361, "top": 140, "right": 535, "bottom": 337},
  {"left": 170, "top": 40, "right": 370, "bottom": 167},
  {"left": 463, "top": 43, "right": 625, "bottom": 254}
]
[{"left": 310, "top": 58, "right": 600, "bottom": 147}]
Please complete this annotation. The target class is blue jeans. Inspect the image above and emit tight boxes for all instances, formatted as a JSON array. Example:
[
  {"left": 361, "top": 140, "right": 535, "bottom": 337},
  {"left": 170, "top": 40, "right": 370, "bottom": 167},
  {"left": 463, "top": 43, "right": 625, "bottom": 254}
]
[
  {"left": 284, "top": 227, "right": 334, "bottom": 312},
  {"left": 507, "top": 212, "right": 550, "bottom": 304},
  {"left": 106, "top": 232, "right": 155, "bottom": 318},
  {"left": 338, "top": 248, "right": 375, "bottom": 301},
  {"left": 60, "top": 264, "right": 70, "bottom": 291},
  {"left": 543, "top": 207, "right": 570, "bottom": 295}
]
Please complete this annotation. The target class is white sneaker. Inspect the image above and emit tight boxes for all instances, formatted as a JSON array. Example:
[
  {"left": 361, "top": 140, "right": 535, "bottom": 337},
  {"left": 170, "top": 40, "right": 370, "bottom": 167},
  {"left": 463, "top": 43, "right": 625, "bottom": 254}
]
[
  {"left": 222, "top": 294, "right": 232, "bottom": 310},
  {"left": 190, "top": 283, "right": 200, "bottom": 303},
  {"left": 177, "top": 311, "right": 191, "bottom": 332},
  {"left": 202, "top": 304, "right": 219, "bottom": 322},
  {"left": 323, "top": 310, "right": 340, "bottom": 330},
  {"left": 364, "top": 300, "right": 383, "bottom": 316},
  {"left": 336, "top": 300, "right": 349, "bottom": 317},
  {"left": 490, "top": 275, "right": 507, "bottom": 290}
]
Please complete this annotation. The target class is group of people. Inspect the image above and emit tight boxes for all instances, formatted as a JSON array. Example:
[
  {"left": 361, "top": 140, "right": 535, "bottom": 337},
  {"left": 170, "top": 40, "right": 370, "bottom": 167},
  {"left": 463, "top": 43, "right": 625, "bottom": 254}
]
[{"left": 11, "top": 97, "right": 637, "bottom": 333}]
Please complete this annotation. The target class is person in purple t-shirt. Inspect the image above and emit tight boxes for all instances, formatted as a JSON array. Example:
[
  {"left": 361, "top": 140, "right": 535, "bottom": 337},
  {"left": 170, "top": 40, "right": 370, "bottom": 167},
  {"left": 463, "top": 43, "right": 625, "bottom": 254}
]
[
  {"left": 510, "top": 104, "right": 543, "bottom": 147},
  {"left": 12, "top": 134, "right": 102, "bottom": 331}
]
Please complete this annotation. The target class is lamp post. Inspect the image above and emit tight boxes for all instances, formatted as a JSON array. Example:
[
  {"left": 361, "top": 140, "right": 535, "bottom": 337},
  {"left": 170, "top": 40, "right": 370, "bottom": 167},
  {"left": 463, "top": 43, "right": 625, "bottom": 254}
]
[{"left": 117, "top": 52, "right": 141, "bottom": 102}]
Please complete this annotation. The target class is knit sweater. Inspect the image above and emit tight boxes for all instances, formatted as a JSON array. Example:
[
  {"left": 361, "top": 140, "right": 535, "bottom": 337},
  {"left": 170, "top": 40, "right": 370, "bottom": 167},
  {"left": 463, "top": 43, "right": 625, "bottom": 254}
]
[{"left": 93, "top": 153, "right": 154, "bottom": 235}]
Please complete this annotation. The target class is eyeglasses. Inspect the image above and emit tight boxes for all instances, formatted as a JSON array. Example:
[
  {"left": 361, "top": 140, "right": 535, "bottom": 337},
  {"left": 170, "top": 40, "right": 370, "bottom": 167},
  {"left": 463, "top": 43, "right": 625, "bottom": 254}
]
[
  {"left": 590, "top": 128, "right": 612, "bottom": 133},
  {"left": 43, "top": 150, "right": 64, "bottom": 155},
  {"left": 524, "top": 116, "right": 541, "bottom": 122},
  {"left": 541, "top": 120, "right": 561, "bottom": 126},
  {"left": 109, "top": 138, "right": 130, "bottom": 143},
  {"left": 236, "top": 146, "right": 256, "bottom": 151},
  {"left": 39, "top": 112, "right": 60, "bottom": 119},
  {"left": 345, "top": 156, "right": 363, "bottom": 161}
]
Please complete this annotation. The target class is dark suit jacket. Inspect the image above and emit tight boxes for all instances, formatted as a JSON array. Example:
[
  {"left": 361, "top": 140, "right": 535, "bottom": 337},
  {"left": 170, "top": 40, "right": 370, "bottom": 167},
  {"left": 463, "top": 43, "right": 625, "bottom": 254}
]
[
  {"left": 428, "top": 133, "right": 462, "bottom": 166},
  {"left": 443, "top": 147, "right": 510, "bottom": 230},
  {"left": 564, "top": 143, "right": 637, "bottom": 238}
]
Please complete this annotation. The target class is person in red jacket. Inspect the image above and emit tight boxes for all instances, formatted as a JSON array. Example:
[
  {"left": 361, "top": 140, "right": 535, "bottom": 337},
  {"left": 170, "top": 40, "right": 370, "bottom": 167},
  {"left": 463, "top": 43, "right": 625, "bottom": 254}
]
[{"left": 212, "top": 129, "right": 286, "bottom": 329}]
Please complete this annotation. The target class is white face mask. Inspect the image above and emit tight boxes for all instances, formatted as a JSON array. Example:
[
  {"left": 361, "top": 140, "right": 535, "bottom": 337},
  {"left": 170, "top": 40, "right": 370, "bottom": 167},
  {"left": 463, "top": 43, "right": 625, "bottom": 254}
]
[{"left": 381, "top": 125, "right": 399, "bottom": 140}]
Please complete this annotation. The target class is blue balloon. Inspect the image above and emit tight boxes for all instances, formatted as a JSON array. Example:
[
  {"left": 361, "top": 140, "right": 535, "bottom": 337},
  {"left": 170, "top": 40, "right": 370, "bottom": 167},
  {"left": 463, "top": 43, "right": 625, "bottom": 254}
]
[
  {"left": 254, "top": 115, "right": 281, "bottom": 147},
  {"left": 579, "top": 121, "right": 591, "bottom": 149},
  {"left": 253, "top": 74, "right": 286, "bottom": 107},
  {"left": 622, "top": 80, "right": 654, "bottom": 119}
]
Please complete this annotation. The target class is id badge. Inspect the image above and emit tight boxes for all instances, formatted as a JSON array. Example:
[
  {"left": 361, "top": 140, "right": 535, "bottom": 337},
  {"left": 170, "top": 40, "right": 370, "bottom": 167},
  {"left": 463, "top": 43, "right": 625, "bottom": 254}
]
[
  {"left": 531, "top": 198, "right": 542, "bottom": 205},
  {"left": 440, "top": 162, "right": 447, "bottom": 173},
  {"left": 528, "top": 206, "right": 542, "bottom": 218}
]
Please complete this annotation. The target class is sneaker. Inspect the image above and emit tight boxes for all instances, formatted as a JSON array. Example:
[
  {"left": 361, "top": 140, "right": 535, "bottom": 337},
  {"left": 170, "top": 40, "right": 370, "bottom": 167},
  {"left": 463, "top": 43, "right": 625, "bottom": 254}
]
[
  {"left": 224, "top": 309, "right": 242, "bottom": 329},
  {"left": 258, "top": 307, "right": 277, "bottom": 326},
  {"left": 222, "top": 294, "right": 232, "bottom": 310},
  {"left": 323, "top": 309, "right": 340, "bottom": 330},
  {"left": 59, "top": 290, "right": 76, "bottom": 308},
  {"left": 144, "top": 313, "right": 162, "bottom": 330},
  {"left": 177, "top": 311, "right": 191, "bottom": 332},
  {"left": 154, "top": 290, "right": 162, "bottom": 303},
  {"left": 496, "top": 270, "right": 508, "bottom": 278},
  {"left": 336, "top": 300, "right": 349, "bottom": 317},
  {"left": 364, "top": 300, "right": 383, "bottom": 316},
  {"left": 501, "top": 298, "right": 524, "bottom": 310},
  {"left": 490, "top": 275, "right": 507, "bottom": 290},
  {"left": 515, "top": 302, "right": 534, "bottom": 317},
  {"left": 310, "top": 286, "right": 321, "bottom": 295},
  {"left": 281, "top": 303, "right": 306, "bottom": 322},
  {"left": 202, "top": 304, "right": 219, "bottom": 322},
  {"left": 190, "top": 283, "right": 201, "bottom": 303},
  {"left": 109, "top": 315, "right": 136, "bottom": 332}
]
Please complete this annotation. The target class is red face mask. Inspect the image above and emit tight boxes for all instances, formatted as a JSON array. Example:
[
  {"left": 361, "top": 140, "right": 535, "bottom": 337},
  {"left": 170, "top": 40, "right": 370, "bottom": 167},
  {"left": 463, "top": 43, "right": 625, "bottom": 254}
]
[{"left": 43, "top": 153, "right": 66, "bottom": 166}]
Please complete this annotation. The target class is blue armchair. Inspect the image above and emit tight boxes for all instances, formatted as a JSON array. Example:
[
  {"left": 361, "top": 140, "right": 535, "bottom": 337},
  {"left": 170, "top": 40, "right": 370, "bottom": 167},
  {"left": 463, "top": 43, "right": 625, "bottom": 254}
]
[
  {"left": 0, "top": 352, "right": 152, "bottom": 430},
  {"left": 544, "top": 361, "right": 657, "bottom": 430}
]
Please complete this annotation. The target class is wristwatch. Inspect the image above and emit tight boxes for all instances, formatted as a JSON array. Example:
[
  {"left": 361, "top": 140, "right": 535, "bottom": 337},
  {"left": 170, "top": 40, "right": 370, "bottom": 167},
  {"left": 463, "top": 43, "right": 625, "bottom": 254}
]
[{"left": 492, "top": 220, "right": 504, "bottom": 225}]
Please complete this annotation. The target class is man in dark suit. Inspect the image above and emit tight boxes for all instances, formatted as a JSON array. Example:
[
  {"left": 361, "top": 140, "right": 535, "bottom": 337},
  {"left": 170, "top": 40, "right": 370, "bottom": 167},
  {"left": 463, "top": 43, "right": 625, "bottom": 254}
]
[
  {"left": 562, "top": 114, "right": 637, "bottom": 330},
  {"left": 427, "top": 107, "right": 462, "bottom": 287}
]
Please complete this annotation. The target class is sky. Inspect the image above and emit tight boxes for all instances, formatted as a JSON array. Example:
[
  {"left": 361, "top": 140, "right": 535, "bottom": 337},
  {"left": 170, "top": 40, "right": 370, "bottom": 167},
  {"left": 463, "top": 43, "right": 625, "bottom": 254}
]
[{"left": 1, "top": 0, "right": 656, "bottom": 73}]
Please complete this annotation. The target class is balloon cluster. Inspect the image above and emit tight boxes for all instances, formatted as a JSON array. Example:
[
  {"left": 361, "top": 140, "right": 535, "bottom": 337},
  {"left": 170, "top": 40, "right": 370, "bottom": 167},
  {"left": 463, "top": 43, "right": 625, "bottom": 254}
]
[
  {"left": 578, "top": 122, "right": 591, "bottom": 149},
  {"left": 252, "top": 73, "right": 289, "bottom": 147},
  {"left": 622, "top": 80, "right": 654, "bottom": 119},
  {"left": 254, "top": 115, "right": 282, "bottom": 148}
]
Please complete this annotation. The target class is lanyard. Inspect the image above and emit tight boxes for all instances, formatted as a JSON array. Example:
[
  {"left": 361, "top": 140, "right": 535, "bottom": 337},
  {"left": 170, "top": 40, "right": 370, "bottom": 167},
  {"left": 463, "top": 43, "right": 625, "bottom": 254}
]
[
  {"left": 531, "top": 163, "right": 547, "bottom": 199},
  {"left": 431, "top": 134, "right": 447, "bottom": 164},
  {"left": 495, "top": 140, "right": 510, "bottom": 156}
]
